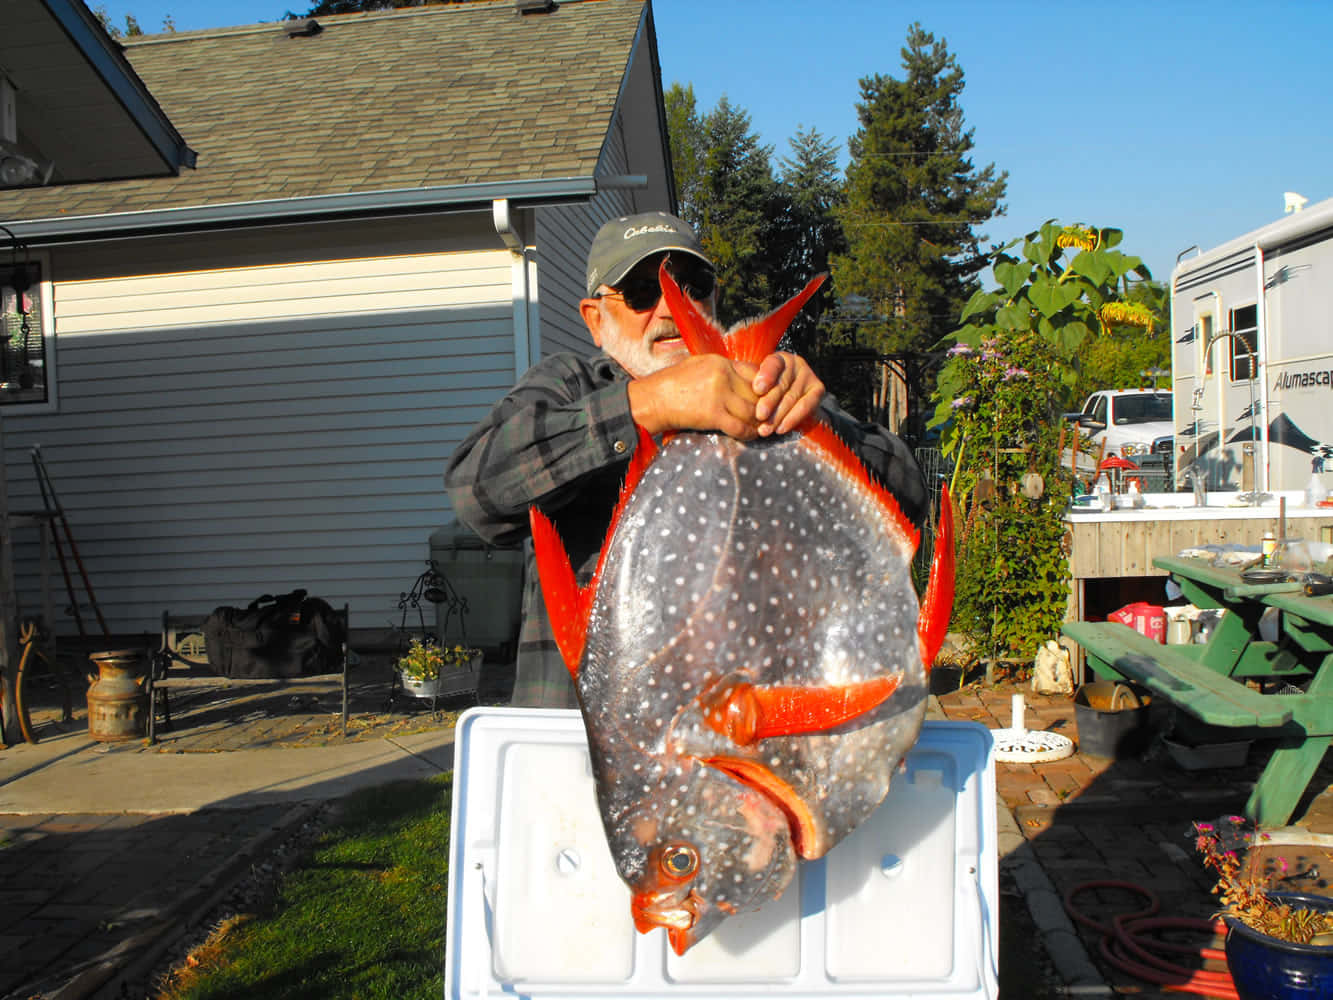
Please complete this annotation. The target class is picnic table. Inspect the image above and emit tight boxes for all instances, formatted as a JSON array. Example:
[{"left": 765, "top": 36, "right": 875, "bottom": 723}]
[{"left": 1062, "top": 554, "right": 1333, "bottom": 827}]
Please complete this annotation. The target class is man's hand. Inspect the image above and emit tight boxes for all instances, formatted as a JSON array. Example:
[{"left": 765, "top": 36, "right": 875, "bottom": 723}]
[
  {"left": 751, "top": 352, "right": 825, "bottom": 436},
  {"left": 627, "top": 354, "right": 764, "bottom": 438},
  {"left": 627, "top": 351, "right": 826, "bottom": 440}
]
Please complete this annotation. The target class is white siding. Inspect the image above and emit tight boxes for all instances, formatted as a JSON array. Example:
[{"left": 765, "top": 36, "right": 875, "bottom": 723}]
[{"left": 4, "top": 244, "right": 515, "bottom": 635}]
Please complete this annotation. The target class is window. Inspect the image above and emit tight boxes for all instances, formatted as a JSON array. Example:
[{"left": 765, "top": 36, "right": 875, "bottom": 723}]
[
  {"left": 1229, "top": 304, "right": 1258, "bottom": 382},
  {"left": 0, "top": 256, "right": 54, "bottom": 410}
]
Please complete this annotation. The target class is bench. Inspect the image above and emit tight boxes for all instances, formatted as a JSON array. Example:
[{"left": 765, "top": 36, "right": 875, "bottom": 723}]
[
  {"left": 1061, "top": 621, "right": 1293, "bottom": 729},
  {"left": 146, "top": 606, "right": 351, "bottom": 744}
]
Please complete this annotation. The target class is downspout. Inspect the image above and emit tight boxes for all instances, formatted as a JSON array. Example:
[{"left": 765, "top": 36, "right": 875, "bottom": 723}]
[
  {"left": 1254, "top": 244, "right": 1269, "bottom": 493},
  {"left": 493, "top": 199, "right": 537, "bottom": 379}
]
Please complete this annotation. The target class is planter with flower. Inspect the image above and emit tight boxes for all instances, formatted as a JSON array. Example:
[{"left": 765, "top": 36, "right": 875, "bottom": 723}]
[
  {"left": 1194, "top": 816, "right": 1333, "bottom": 999},
  {"left": 396, "top": 637, "right": 481, "bottom": 699}
]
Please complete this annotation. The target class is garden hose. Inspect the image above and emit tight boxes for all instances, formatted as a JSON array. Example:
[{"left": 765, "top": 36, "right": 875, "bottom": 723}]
[{"left": 1063, "top": 880, "right": 1238, "bottom": 999}]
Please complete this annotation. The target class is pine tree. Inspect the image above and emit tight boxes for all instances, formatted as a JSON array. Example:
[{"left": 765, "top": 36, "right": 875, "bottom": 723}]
[
  {"left": 664, "top": 83, "right": 705, "bottom": 227},
  {"left": 663, "top": 93, "right": 781, "bottom": 326},
  {"left": 832, "top": 24, "right": 1006, "bottom": 358},
  {"left": 775, "top": 127, "right": 846, "bottom": 359}
]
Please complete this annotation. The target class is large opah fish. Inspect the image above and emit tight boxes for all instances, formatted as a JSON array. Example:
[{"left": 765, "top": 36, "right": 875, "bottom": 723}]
[{"left": 530, "top": 264, "right": 955, "bottom": 954}]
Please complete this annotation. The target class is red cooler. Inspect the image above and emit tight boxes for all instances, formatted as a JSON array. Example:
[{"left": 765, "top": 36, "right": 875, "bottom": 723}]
[{"left": 1108, "top": 602, "right": 1166, "bottom": 643}]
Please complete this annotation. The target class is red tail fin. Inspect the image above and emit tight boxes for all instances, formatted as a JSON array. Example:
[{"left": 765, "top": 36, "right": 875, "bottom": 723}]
[
  {"left": 723, "top": 274, "right": 826, "bottom": 366},
  {"left": 659, "top": 261, "right": 826, "bottom": 364},
  {"left": 659, "top": 261, "right": 726, "bottom": 356},
  {"left": 917, "top": 486, "right": 956, "bottom": 672}
]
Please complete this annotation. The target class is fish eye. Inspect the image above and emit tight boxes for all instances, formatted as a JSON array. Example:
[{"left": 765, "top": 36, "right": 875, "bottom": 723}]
[{"left": 660, "top": 844, "right": 699, "bottom": 880}]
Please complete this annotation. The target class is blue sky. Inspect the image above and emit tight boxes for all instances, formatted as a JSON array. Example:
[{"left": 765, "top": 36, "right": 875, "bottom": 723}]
[{"left": 93, "top": 0, "right": 1333, "bottom": 282}]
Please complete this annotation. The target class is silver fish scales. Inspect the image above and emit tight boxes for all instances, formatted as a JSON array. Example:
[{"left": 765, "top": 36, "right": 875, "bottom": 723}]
[{"left": 531, "top": 266, "right": 955, "bottom": 954}]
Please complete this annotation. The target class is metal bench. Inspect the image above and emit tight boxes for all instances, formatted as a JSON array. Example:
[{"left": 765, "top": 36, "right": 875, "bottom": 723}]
[{"left": 147, "top": 606, "right": 351, "bottom": 744}]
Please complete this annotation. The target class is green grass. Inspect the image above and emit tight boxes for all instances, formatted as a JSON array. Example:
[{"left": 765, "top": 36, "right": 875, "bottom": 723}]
[{"left": 159, "top": 775, "right": 452, "bottom": 1000}]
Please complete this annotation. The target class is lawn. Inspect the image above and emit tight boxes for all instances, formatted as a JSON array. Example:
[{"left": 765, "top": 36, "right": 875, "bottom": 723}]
[
  {"left": 156, "top": 776, "right": 452, "bottom": 1000},
  {"left": 154, "top": 768, "right": 1058, "bottom": 998}
]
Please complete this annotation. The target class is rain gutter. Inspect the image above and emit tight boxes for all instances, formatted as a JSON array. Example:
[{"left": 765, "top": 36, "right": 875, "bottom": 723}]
[{"left": 1, "top": 175, "right": 598, "bottom": 245}]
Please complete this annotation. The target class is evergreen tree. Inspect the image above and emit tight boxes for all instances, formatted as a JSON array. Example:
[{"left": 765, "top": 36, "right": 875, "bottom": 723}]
[
  {"left": 775, "top": 127, "right": 846, "bottom": 359},
  {"left": 663, "top": 94, "right": 781, "bottom": 326},
  {"left": 664, "top": 83, "right": 705, "bottom": 228},
  {"left": 832, "top": 24, "right": 1006, "bottom": 359}
]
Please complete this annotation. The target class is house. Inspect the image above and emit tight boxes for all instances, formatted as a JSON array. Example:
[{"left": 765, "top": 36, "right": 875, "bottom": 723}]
[
  {"left": 0, "top": 0, "right": 676, "bottom": 640},
  {"left": 1170, "top": 196, "right": 1333, "bottom": 494}
]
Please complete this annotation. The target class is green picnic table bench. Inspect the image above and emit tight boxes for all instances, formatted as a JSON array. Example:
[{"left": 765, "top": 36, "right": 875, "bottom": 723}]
[
  {"left": 1062, "top": 554, "right": 1333, "bottom": 828},
  {"left": 1061, "top": 620, "right": 1293, "bottom": 729}
]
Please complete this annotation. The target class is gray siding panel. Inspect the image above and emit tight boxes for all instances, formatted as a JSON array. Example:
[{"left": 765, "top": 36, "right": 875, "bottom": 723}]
[{"left": 4, "top": 246, "right": 515, "bottom": 634}]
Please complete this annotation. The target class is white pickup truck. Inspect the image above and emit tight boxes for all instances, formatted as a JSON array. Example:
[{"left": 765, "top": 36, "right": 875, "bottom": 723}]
[{"left": 1066, "top": 389, "right": 1174, "bottom": 478}]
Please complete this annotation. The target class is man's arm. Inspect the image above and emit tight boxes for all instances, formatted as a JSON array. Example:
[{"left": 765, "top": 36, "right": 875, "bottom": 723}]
[
  {"left": 445, "top": 356, "right": 639, "bottom": 546},
  {"left": 819, "top": 397, "right": 930, "bottom": 529}
]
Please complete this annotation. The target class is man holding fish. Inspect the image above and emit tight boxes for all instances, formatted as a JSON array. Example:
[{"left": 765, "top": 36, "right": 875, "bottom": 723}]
[{"left": 446, "top": 211, "right": 927, "bottom": 709}]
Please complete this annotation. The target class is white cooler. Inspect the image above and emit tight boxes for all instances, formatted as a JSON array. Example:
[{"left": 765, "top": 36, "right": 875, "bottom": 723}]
[{"left": 444, "top": 708, "right": 998, "bottom": 1000}]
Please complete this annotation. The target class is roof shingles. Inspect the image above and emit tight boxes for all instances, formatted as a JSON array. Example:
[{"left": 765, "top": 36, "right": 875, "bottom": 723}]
[{"left": 0, "top": 0, "right": 646, "bottom": 222}]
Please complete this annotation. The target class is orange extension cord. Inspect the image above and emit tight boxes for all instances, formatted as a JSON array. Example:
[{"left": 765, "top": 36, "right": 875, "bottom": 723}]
[{"left": 1064, "top": 880, "right": 1239, "bottom": 999}]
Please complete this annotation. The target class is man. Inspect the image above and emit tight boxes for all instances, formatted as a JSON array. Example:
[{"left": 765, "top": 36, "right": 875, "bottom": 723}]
[{"left": 446, "top": 211, "right": 926, "bottom": 708}]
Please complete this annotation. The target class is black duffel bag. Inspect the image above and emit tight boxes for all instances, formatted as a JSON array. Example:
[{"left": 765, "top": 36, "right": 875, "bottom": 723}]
[{"left": 203, "top": 589, "right": 346, "bottom": 679}]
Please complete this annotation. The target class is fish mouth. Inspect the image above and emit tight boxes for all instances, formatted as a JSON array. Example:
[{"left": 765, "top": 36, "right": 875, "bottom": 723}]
[{"left": 632, "top": 887, "right": 704, "bottom": 937}]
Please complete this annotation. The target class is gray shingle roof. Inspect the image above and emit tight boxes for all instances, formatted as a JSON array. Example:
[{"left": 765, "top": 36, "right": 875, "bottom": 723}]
[{"left": 0, "top": 0, "right": 648, "bottom": 226}]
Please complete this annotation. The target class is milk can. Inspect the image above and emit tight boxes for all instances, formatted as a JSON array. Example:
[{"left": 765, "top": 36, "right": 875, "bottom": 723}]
[{"left": 87, "top": 649, "right": 148, "bottom": 742}]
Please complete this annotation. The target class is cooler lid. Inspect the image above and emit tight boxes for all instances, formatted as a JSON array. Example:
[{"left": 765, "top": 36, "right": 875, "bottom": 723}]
[{"left": 444, "top": 708, "right": 998, "bottom": 999}]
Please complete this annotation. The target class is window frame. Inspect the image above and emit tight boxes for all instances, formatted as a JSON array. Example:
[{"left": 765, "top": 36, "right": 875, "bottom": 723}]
[
  {"left": 0, "top": 251, "right": 58, "bottom": 415},
  {"left": 1228, "top": 302, "right": 1259, "bottom": 384}
]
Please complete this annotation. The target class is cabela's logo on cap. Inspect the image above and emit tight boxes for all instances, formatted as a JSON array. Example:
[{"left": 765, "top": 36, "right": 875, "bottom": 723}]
[{"left": 624, "top": 223, "right": 680, "bottom": 240}]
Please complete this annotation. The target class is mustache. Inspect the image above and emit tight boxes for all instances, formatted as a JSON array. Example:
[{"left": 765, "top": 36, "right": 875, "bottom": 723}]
[{"left": 647, "top": 320, "right": 681, "bottom": 344}]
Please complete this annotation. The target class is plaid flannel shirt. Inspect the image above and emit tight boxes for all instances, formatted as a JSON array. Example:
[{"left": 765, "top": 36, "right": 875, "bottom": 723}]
[{"left": 444, "top": 351, "right": 928, "bottom": 709}]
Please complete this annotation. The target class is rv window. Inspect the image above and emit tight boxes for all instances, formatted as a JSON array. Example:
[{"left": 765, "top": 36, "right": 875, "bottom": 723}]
[{"left": 1229, "top": 304, "right": 1258, "bottom": 382}]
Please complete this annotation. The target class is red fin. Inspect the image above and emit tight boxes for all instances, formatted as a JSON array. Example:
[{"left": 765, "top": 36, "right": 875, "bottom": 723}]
[
  {"left": 723, "top": 274, "right": 827, "bottom": 366},
  {"left": 699, "top": 675, "right": 901, "bottom": 746},
  {"left": 590, "top": 423, "right": 659, "bottom": 586},
  {"left": 659, "top": 261, "right": 726, "bottom": 356},
  {"left": 800, "top": 421, "right": 919, "bottom": 554},
  {"left": 528, "top": 426, "right": 661, "bottom": 678},
  {"left": 704, "top": 756, "right": 821, "bottom": 859},
  {"left": 529, "top": 506, "right": 589, "bottom": 677},
  {"left": 659, "top": 262, "right": 827, "bottom": 365},
  {"left": 917, "top": 485, "right": 956, "bottom": 672}
]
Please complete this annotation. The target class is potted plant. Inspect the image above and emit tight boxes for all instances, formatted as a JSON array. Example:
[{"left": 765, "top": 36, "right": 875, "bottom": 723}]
[
  {"left": 396, "top": 637, "right": 481, "bottom": 699},
  {"left": 1193, "top": 816, "right": 1333, "bottom": 999}
]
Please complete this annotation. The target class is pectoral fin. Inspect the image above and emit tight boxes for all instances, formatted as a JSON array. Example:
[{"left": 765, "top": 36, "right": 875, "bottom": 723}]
[{"left": 699, "top": 675, "right": 901, "bottom": 746}]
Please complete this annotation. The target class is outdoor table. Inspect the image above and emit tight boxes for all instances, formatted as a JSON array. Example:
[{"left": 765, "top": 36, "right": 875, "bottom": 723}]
[{"left": 1152, "top": 554, "right": 1333, "bottom": 826}]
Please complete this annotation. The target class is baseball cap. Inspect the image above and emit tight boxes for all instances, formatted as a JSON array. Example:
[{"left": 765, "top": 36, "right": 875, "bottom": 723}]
[{"left": 585, "top": 211, "right": 711, "bottom": 297}]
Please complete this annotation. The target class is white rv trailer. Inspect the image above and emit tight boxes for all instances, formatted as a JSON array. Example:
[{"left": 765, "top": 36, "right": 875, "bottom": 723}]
[{"left": 1170, "top": 197, "right": 1333, "bottom": 494}]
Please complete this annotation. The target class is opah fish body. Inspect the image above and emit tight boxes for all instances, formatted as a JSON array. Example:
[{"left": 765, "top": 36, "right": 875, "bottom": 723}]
[{"left": 531, "top": 265, "right": 954, "bottom": 954}]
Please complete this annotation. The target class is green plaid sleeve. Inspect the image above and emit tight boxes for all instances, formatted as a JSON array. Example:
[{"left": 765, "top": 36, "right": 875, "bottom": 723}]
[{"left": 445, "top": 353, "right": 639, "bottom": 547}]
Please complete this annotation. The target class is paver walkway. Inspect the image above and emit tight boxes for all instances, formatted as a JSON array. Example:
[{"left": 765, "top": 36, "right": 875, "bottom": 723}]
[{"left": 1, "top": 654, "right": 1330, "bottom": 999}]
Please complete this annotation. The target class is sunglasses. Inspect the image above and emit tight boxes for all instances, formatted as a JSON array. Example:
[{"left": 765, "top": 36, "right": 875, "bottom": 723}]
[{"left": 596, "top": 260, "right": 715, "bottom": 312}]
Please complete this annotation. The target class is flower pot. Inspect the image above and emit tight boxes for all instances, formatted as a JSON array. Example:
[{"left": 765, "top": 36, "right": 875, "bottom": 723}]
[
  {"left": 1074, "top": 681, "right": 1153, "bottom": 758},
  {"left": 1224, "top": 891, "right": 1333, "bottom": 1000},
  {"left": 398, "top": 654, "right": 481, "bottom": 700}
]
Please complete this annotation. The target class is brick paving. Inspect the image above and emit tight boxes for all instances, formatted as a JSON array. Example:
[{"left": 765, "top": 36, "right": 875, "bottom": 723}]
[
  {"left": 1, "top": 655, "right": 1329, "bottom": 999},
  {"left": 0, "top": 649, "right": 470, "bottom": 1000},
  {"left": 936, "top": 678, "right": 1333, "bottom": 1000}
]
